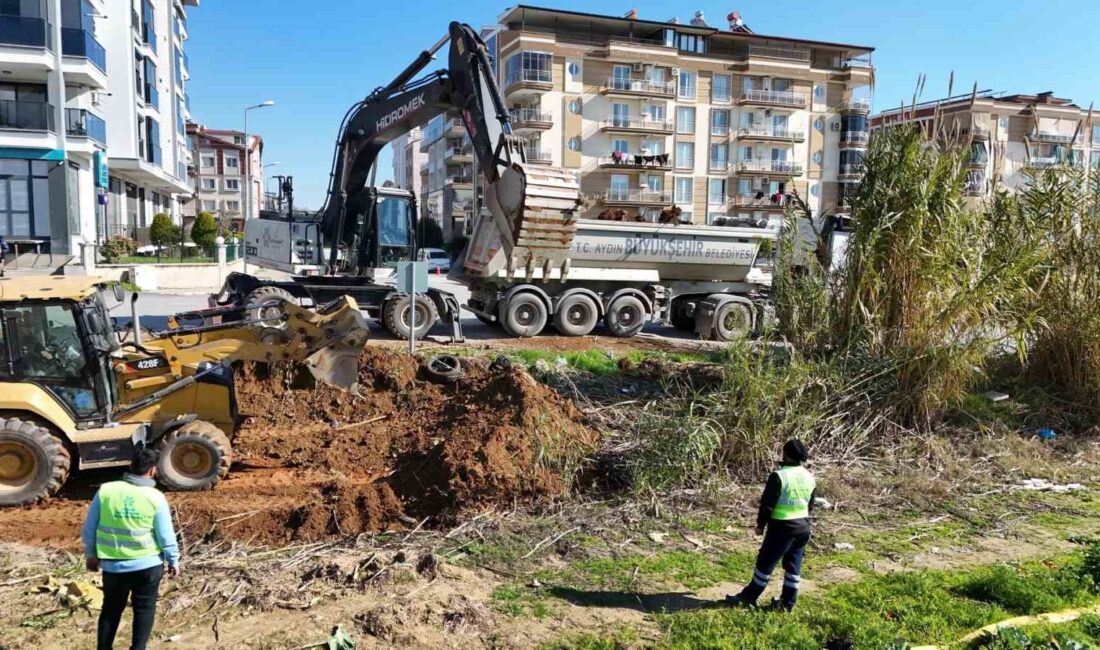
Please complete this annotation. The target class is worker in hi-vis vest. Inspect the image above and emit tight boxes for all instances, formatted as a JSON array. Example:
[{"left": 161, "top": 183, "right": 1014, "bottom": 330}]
[
  {"left": 726, "top": 439, "right": 817, "bottom": 611},
  {"left": 82, "top": 448, "right": 180, "bottom": 650}
]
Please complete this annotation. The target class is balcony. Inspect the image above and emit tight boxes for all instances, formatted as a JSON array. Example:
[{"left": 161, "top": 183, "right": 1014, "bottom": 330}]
[
  {"left": 446, "top": 173, "right": 474, "bottom": 187},
  {"left": 738, "top": 127, "right": 806, "bottom": 142},
  {"left": 0, "top": 100, "right": 54, "bottom": 131},
  {"left": 964, "top": 126, "right": 990, "bottom": 141},
  {"left": 524, "top": 149, "right": 552, "bottom": 164},
  {"left": 509, "top": 108, "right": 552, "bottom": 130},
  {"left": 967, "top": 155, "right": 989, "bottom": 169},
  {"left": 445, "top": 117, "right": 466, "bottom": 137},
  {"left": 601, "top": 188, "right": 673, "bottom": 207},
  {"left": 839, "top": 131, "right": 869, "bottom": 148},
  {"left": 736, "top": 160, "right": 804, "bottom": 176},
  {"left": 65, "top": 108, "right": 106, "bottom": 144},
  {"left": 739, "top": 89, "right": 808, "bottom": 109},
  {"left": 600, "top": 77, "right": 676, "bottom": 99},
  {"left": 709, "top": 159, "right": 731, "bottom": 173},
  {"left": 744, "top": 44, "right": 811, "bottom": 63},
  {"left": 599, "top": 116, "right": 674, "bottom": 135},
  {"left": 61, "top": 28, "right": 106, "bottom": 72},
  {"left": 839, "top": 98, "right": 871, "bottom": 114},
  {"left": 598, "top": 153, "right": 672, "bottom": 171},
  {"left": 1027, "top": 132, "right": 1081, "bottom": 145},
  {"left": 0, "top": 15, "right": 48, "bottom": 48},
  {"left": 963, "top": 182, "right": 985, "bottom": 197},
  {"left": 504, "top": 69, "right": 552, "bottom": 96},
  {"left": 838, "top": 164, "right": 864, "bottom": 181},
  {"left": 731, "top": 195, "right": 789, "bottom": 210},
  {"left": 1028, "top": 157, "right": 1064, "bottom": 169},
  {"left": 444, "top": 146, "right": 472, "bottom": 163}
]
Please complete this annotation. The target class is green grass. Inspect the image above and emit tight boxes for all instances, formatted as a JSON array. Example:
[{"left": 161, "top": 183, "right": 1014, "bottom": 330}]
[
  {"left": 113, "top": 255, "right": 215, "bottom": 265},
  {"left": 508, "top": 349, "right": 718, "bottom": 377}
]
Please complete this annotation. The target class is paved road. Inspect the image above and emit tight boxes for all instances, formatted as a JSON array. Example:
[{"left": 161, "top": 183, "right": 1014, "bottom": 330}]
[{"left": 119, "top": 277, "right": 710, "bottom": 352}]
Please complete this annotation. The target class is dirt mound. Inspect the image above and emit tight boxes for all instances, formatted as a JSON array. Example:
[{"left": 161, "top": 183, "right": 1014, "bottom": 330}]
[{"left": 0, "top": 349, "right": 596, "bottom": 548}]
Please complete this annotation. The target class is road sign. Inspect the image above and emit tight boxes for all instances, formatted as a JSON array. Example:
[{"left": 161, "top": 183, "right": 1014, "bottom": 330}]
[{"left": 395, "top": 261, "right": 429, "bottom": 294}]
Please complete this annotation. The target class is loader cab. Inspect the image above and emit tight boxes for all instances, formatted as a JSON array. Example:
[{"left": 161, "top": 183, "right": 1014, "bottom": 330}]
[{"left": 0, "top": 280, "right": 121, "bottom": 424}]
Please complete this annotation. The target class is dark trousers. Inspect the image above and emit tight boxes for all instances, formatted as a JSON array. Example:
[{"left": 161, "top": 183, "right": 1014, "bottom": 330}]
[
  {"left": 738, "top": 526, "right": 811, "bottom": 608},
  {"left": 97, "top": 564, "right": 163, "bottom": 650}
]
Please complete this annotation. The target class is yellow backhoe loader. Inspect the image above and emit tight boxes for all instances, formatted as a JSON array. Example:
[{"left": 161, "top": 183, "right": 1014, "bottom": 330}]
[{"left": 0, "top": 275, "right": 369, "bottom": 506}]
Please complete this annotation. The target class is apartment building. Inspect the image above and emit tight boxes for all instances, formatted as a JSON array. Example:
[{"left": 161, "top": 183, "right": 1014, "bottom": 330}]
[
  {"left": 392, "top": 127, "right": 426, "bottom": 197},
  {"left": 414, "top": 6, "right": 873, "bottom": 238},
  {"left": 0, "top": 0, "right": 196, "bottom": 258},
  {"left": 872, "top": 91, "right": 1100, "bottom": 199},
  {"left": 186, "top": 124, "right": 263, "bottom": 230}
]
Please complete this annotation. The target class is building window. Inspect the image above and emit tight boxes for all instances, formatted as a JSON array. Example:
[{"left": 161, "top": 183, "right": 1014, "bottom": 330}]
[
  {"left": 674, "top": 32, "right": 705, "bottom": 54},
  {"left": 1093, "top": 124, "right": 1100, "bottom": 144},
  {"left": 612, "top": 103, "right": 630, "bottom": 128},
  {"left": 641, "top": 138, "right": 664, "bottom": 155},
  {"left": 568, "top": 137, "right": 580, "bottom": 151},
  {"left": 568, "top": 62, "right": 580, "bottom": 78},
  {"left": 711, "top": 109, "right": 730, "bottom": 136},
  {"left": 712, "top": 74, "right": 731, "bottom": 103},
  {"left": 609, "top": 174, "right": 628, "bottom": 200},
  {"left": 0, "top": 160, "right": 48, "bottom": 238},
  {"left": 678, "top": 71, "right": 696, "bottom": 99},
  {"left": 569, "top": 99, "right": 582, "bottom": 114},
  {"left": 772, "top": 78, "right": 792, "bottom": 92},
  {"left": 737, "top": 178, "right": 753, "bottom": 196},
  {"left": 674, "top": 177, "right": 693, "bottom": 204},
  {"left": 739, "top": 111, "right": 754, "bottom": 129},
  {"left": 739, "top": 145, "right": 753, "bottom": 161},
  {"left": 1091, "top": 151, "right": 1100, "bottom": 169},
  {"left": 644, "top": 102, "right": 666, "bottom": 122},
  {"left": 676, "top": 106, "right": 695, "bottom": 134},
  {"left": 200, "top": 199, "right": 215, "bottom": 212},
  {"left": 675, "top": 142, "right": 694, "bottom": 169},
  {"left": 708, "top": 178, "right": 726, "bottom": 205},
  {"left": 224, "top": 155, "right": 238, "bottom": 169},
  {"left": 504, "top": 51, "right": 552, "bottom": 86},
  {"left": 225, "top": 178, "right": 240, "bottom": 190},
  {"left": 612, "top": 139, "right": 629, "bottom": 154},
  {"left": 225, "top": 200, "right": 240, "bottom": 212},
  {"left": 201, "top": 154, "right": 215, "bottom": 167},
  {"left": 200, "top": 178, "right": 216, "bottom": 190},
  {"left": 710, "top": 143, "right": 728, "bottom": 170}
]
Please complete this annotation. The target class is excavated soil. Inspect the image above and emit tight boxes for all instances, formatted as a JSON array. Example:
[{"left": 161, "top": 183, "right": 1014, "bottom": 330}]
[{"left": 0, "top": 350, "right": 596, "bottom": 548}]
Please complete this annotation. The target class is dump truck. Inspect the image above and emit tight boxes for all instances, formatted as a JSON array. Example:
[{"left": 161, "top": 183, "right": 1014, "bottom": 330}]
[{"left": 0, "top": 275, "right": 369, "bottom": 506}]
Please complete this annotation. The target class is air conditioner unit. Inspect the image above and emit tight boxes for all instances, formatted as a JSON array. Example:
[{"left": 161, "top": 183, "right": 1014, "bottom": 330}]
[
  {"left": 764, "top": 109, "right": 772, "bottom": 117},
  {"left": 633, "top": 62, "right": 644, "bottom": 72},
  {"left": 830, "top": 122, "right": 842, "bottom": 131},
  {"left": 91, "top": 92, "right": 103, "bottom": 107},
  {"left": 760, "top": 177, "right": 770, "bottom": 186},
  {"left": 671, "top": 67, "right": 681, "bottom": 77}
]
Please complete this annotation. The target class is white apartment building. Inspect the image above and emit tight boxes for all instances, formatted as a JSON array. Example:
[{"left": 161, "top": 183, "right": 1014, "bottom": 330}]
[
  {"left": 0, "top": 0, "right": 195, "bottom": 259},
  {"left": 187, "top": 124, "right": 263, "bottom": 229},
  {"left": 391, "top": 126, "right": 426, "bottom": 197}
]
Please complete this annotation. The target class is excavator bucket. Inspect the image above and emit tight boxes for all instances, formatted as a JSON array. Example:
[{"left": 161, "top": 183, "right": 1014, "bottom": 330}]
[{"left": 299, "top": 304, "right": 371, "bottom": 391}]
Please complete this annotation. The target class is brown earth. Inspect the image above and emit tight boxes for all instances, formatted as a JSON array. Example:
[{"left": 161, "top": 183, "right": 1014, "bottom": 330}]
[{"left": 0, "top": 349, "right": 596, "bottom": 548}]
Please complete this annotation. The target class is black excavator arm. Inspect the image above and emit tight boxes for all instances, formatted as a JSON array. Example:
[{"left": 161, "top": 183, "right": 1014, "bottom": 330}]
[{"left": 319, "top": 21, "right": 518, "bottom": 272}]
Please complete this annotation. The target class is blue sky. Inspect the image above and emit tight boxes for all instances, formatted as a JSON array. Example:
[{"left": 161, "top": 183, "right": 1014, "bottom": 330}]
[{"left": 186, "top": 0, "right": 1100, "bottom": 209}]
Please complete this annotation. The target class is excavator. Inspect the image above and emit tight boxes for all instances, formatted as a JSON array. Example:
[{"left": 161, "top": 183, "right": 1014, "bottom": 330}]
[
  {"left": 214, "top": 21, "right": 582, "bottom": 340},
  {"left": 0, "top": 275, "right": 369, "bottom": 506}
]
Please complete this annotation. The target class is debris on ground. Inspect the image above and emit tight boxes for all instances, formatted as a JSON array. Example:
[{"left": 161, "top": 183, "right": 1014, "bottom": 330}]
[
  {"left": 33, "top": 576, "right": 103, "bottom": 611},
  {"left": 834, "top": 542, "right": 856, "bottom": 551},
  {"left": 1014, "top": 478, "right": 1085, "bottom": 493}
]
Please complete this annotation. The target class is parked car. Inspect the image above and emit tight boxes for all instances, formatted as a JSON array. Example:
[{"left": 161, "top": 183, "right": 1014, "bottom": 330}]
[{"left": 417, "top": 247, "right": 451, "bottom": 273}]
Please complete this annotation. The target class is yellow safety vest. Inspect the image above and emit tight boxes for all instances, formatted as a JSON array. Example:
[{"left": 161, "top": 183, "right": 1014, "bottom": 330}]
[
  {"left": 772, "top": 465, "right": 815, "bottom": 521},
  {"left": 95, "top": 481, "right": 162, "bottom": 561}
]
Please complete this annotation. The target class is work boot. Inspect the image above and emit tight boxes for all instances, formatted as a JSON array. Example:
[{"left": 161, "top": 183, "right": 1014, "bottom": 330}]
[
  {"left": 724, "top": 593, "right": 755, "bottom": 608},
  {"left": 767, "top": 597, "right": 795, "bottom": 612}
]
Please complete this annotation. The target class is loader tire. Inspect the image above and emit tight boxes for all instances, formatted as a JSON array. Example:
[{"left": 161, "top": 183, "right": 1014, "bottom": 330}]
[
  {"left": 0, "top": 417, "right": 70, "bottom": 506},
  {"left": 501, "top": 293, "right": 547, "bottom": 338},
  {"left": 711, "top": 302, "right": 753, "bottom": 342},
  {"left": 246, "top": 286, "right": 295, "bottom": 328},
  {"left": 382, "top": 293, "right": 438, "bottom": 340},
  {"left": 605, "top": 295, "right": 647, "bottom": 338},
  {"left": 553, "top": 294, "right": 599, "bottom": 337},
  {"left": 156, "top": 421, "right": 232, "bottom": 492}
]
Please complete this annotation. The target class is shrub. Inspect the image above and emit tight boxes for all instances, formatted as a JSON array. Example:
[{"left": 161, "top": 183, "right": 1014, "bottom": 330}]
[
  {"left": 100, "top": 236, "right": 136, "bottom": 263},
  {"left": 148, "top": 213, "right": 180, "bottom": 258},
  {"left": 417, "top": 217, "right": 444, "bottom": 249},
  {"left": 446, "top": 235, "right": 469, "bottom": 260},
  {"left": 190, "top": 211, "right": 218, "bottom": 252}
]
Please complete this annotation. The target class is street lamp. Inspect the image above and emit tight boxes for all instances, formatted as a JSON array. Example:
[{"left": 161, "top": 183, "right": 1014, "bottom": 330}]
[{"left": 243, "top": 100, "right": 275, "bottom": 223}]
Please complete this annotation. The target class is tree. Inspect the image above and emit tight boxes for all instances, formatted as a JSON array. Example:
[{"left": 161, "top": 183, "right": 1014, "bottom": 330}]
[
  {"left": 191, "top": 211, "right": 218, "bottom": 255},
  {"left": 148, "top": 213, "right": 180, "bottom": 261},
  {"left": 416, "top": 217, "right": 444, "bottom": 249}
]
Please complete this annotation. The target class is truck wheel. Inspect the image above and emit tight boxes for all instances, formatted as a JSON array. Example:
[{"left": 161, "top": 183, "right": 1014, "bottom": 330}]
[
  {"left": 553, "top": 294, "right": 599, "bottom": 336},
  {"left": 0, "top": 417, "right": 70, "bottom": 506},
  {"left": 382, "top": 293, "right": 439, "bottom": 340},
  {"left": 605, "top": 295, "right": 647, "bottom": 338},
  {"left": 501, "top": 293, "right": 547, "bottom": 338},
  {"left": 711, "top": 302, "right": 753, "bottom": 342},
  {"left": 246, "top": 286, "right": 295, "bottom": 328},
  {"left": 156, "top": 421, "right": 232, "bottom": 492}
]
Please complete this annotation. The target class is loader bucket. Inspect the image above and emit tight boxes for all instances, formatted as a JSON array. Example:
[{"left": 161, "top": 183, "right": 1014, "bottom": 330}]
[{"left": 300, "top": 307, "right": 371, "bottom": 391}]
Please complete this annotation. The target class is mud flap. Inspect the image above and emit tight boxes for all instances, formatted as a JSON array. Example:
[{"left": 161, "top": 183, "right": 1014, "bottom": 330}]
[{"left": 426, "top": 289, "right": 466, "bottom": 343}]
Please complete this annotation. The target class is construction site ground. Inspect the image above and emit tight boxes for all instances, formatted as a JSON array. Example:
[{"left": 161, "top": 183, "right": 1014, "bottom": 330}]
[{"left": 2, "top": 347, "right": 1100, "bottom": 648}]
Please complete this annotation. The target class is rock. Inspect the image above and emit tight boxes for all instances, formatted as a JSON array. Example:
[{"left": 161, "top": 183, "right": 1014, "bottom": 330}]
[{"left": 834, "top": 542, "right": 855, "bottom": 551}]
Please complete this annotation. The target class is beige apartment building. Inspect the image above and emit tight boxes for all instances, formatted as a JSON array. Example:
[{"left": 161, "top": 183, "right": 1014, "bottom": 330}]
[
  {"left": 873, "top": 91, "right": 1100, "bottom": 198},
  {"left": 413, "top": 6, "right": 874, "bottom": 239}
]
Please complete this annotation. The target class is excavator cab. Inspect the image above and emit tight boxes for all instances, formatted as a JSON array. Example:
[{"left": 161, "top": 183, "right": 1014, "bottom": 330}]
[{"left": 350, "top": 187, "right": 419, "bottom": 275}]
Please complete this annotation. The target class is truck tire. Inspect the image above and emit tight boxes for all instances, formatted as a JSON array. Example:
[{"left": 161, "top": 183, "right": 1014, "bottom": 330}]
[
  {"left": 711, "top": 302, "right": 753, "bottom": 342},
  {"left": 501, "top": 293, "right": 547, "bottom": 338},
  {"left": 156, "top": 421, "right": 232, "bottom": 492},
  {"left": 553, "top": 294, "right": 599, "bottom": 337},
  {"left": 605, "top": 295, "right": 647, "bottom": 338},
  {"left": 0, "top": 417, "right": 70, "bottom": 506},
  {"left": 246, "top": 286, "right": 295, "bottom": 328},
  {"left": 382, "top": 293, "right": 438, "bottom": 340}
]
